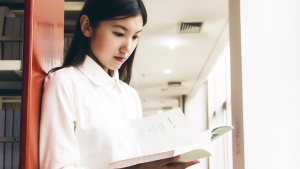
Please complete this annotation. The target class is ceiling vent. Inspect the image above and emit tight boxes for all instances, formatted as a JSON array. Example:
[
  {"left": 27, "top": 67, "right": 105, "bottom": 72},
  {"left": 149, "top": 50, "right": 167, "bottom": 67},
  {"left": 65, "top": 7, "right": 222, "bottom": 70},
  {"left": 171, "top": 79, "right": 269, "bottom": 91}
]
[
  {"left": 168, "top": 81, "right": 181, "bottom": 86},
  {"left": 162, "top": 107, "right": 173, "bottom": 110},
  {"left": 178, "top": 22, "right": 203, "bottom": 33}
]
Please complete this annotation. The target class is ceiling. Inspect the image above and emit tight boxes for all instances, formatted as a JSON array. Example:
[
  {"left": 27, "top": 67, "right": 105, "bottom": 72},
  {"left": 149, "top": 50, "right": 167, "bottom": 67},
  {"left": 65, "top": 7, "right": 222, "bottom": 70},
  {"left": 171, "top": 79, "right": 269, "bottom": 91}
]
[
  {"left": 132, "top": 0, "right": 229, "bottom": 116},
  {"left": 0, "top": 0, "right": 229, "bottom": 116}
]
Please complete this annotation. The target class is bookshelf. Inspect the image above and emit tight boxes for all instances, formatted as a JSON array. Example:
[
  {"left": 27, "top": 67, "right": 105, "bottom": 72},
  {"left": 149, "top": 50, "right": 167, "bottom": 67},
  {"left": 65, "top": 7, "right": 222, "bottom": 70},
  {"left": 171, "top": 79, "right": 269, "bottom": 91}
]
[
  {"left": 0, "top": 6, "right": 23, "bottom": 97},
  {"left": 1, "top": 1, "right": 65, "bottom": 168},
  {"left": 0, "top": 5, "right": 23, "bottom": 169},
  {"left": 0, "top": 36, "right": 23, "bottom": 41},
  {"left": 0, "top": 109, "right": 21, "bottom": 169}
]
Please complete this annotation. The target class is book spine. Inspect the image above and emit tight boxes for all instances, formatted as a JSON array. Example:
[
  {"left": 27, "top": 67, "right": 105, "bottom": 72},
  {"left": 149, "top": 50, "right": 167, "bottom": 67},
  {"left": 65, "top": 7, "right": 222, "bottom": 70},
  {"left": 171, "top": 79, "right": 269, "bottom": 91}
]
[
  {"left": 0, "top": 7, "right": 15, "bottom": 60},
  {"left": 12, "top": 17, "right": 22, "bottom": 60},
  {"left": 0, "top": 7, "right": 7, "bottom": 60},
  {"left": 4, "top": 110, "right": 13, "bottom": 169},
  {"left": 3, "top": 17, "right": 14, "bottom": 60},
  {"left": 12, "top": 109, "right": 21, "bottom": 169},
  {"left": 0, "top": 110, "right": 5, "bottom": 169},
  {"left": 20, "top": 17, "right": 24, "bottom": 64}
]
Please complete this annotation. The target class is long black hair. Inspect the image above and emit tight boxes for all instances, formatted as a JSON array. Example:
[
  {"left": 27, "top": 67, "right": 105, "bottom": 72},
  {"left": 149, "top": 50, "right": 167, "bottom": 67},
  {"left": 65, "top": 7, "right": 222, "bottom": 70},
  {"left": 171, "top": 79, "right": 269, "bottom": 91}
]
[{"left": 51, "top": 0, "right": 147, "bottom": 84}]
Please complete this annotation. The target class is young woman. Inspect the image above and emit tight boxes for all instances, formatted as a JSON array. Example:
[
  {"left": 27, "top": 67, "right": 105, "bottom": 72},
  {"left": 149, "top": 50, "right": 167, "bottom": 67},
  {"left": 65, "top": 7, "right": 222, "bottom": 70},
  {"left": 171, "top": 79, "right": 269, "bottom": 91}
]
[{"left": 39, "top": 0, "right": 199, "bottom": 168}]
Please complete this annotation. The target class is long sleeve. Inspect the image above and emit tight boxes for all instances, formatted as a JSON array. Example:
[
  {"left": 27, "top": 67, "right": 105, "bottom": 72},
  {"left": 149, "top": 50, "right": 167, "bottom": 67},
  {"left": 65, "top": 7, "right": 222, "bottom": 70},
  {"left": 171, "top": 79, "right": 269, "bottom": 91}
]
[
  {"left": 39, "top": 70, "right": 83, "bottom": 169},
  {"left": 40, "top": 57, "right": 144, "bottom": 168}
]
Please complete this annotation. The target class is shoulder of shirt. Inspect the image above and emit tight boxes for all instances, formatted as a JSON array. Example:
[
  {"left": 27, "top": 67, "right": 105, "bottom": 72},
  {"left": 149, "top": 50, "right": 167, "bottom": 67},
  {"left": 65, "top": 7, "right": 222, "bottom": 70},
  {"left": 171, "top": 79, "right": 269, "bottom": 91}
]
[
  {"left": 44, "top": 67, "right": 78, "bottom": 86},
  {"left": 118, "top": 80, "right": 139, "bottom": 94}
]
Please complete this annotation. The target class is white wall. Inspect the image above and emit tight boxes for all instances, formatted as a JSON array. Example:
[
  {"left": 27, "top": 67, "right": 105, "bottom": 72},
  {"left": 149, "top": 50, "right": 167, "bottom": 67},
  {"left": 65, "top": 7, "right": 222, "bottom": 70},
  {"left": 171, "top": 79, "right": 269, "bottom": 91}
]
[
  {"left": 185, "top": 84, "right": 208, "bottom": 169},
  {"left": 229, "top": 0, "right": 300, "bottom": 169},
  {"left": 184, "top": 22, "right": 230, "bottom": 169}
]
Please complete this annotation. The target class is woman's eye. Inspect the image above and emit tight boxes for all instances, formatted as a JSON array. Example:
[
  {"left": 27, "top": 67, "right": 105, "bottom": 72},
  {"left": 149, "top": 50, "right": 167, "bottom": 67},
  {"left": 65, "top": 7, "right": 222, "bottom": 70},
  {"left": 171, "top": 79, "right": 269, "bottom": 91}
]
[
  {"left": 114, "top": 32, "right": 124, "bottom": 37},
  {"left": 133, "top": 36, "right": 139, "bottom": 40}
]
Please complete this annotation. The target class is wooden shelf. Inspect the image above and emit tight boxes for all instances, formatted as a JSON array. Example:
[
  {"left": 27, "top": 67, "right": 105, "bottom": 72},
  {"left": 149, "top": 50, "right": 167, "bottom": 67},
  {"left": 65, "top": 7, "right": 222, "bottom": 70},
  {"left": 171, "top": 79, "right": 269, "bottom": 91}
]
[
  {"left": 0, "top": 137, "right": 20, "bottom": 142},
  {"left": 0, "top": 60, "right": 22, "bottom": 71},
  {"left": 0, "top": 60, "right": 22, "bottom": 94},
  {"left": 0, "top": 36, "right": 23, "bottom": 42}
]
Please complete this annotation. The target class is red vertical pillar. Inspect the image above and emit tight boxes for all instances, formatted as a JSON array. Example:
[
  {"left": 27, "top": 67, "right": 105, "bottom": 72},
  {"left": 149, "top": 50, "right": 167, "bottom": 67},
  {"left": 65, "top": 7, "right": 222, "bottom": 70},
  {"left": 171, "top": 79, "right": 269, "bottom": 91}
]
[{"left": 20, "top": 0, "right": 64, "bottom": 168}]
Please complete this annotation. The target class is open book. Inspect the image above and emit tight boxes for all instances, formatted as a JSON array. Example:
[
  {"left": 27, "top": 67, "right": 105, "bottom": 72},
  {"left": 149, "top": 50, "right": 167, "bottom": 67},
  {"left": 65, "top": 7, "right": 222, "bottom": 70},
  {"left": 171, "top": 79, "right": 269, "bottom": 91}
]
[{"left": 109, "top": 108, "right": 233, "bottom": 169}]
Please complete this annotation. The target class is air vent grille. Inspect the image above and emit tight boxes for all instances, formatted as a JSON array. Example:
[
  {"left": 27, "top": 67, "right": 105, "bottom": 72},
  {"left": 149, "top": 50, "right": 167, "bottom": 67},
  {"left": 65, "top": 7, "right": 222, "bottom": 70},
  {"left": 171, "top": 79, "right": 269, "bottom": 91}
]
[
  {"left": 168, "top": 81, "right": 181, "bottom": 86},
  {"left": 178, "top": 22, "right": 202, "bottom": 33},
  {"left": 162, "top": 107, "right": 172, "bottom": 110}
]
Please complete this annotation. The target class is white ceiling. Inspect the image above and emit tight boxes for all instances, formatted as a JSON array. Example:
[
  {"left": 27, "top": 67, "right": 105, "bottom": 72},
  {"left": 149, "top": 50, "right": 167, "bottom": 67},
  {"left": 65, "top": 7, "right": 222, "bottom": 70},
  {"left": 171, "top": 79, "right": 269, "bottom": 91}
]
[{"left": 130, "top": 0, "right": 229, "bottom": 116}]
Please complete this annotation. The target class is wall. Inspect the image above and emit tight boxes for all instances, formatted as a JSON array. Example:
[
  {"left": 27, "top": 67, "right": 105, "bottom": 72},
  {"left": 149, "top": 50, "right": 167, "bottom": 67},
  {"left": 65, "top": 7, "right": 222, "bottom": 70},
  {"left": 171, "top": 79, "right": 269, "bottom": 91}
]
[
  {"left": 184, "top": 21, "right": 230, "bottom": 169},
  {"left": 185, "top": 84, "right": 208, "bottom": 169},
  {"left": 229, "top": 0, "right": 300, "bottom": 169}
]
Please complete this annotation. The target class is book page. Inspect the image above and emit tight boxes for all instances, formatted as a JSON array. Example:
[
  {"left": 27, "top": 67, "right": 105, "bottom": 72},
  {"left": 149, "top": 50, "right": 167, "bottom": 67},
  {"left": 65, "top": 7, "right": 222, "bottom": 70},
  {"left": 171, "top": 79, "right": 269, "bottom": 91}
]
[
  {"left": 130, "top": 108, "right": 202, "bottom": 156},
  {"left": 109, "top": 108, "right": 207, "bottom": 168},
  {"left": 174, "top": 130, "right": 211, "bottom": 162},
  {"left": 211, "top": 125, "right": 234, "bottom": 141},
  {"left": 109, "top": 108, "right": 233, "bottom": 168}
]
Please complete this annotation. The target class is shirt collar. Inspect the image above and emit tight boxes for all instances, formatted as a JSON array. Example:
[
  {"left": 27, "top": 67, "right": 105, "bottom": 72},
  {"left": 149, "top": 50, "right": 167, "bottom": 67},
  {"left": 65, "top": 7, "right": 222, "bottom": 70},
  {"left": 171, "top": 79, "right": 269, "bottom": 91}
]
[{"left": 77, "top": 55, "right": 120, "bottom": 86}]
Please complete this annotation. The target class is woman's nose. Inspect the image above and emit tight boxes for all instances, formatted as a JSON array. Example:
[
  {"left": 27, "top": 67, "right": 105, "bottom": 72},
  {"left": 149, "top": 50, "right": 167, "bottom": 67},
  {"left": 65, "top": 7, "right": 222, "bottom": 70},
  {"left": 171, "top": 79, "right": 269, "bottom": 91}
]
[{"left": 120, "top": 39, "right": 132, "bottom": 54}]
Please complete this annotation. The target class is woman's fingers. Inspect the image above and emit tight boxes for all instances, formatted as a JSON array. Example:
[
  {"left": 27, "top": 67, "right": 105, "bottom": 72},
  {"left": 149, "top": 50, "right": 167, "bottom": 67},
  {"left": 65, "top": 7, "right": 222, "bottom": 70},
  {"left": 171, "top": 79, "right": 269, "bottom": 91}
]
[
  {"left": 122, "top": 157, "right": 200, "bottom": 169},
  {"left": 181, "top": 160, "right": 200, "bottom": 168},
  {"left": 167, "top": 160, "right": 200, "bottom": 169},
  {"left": 159, "top": 156, "right": 200, "bottom": 168},
  {"left": 158, "top": 156, "right": 180, "bottom": 166}
]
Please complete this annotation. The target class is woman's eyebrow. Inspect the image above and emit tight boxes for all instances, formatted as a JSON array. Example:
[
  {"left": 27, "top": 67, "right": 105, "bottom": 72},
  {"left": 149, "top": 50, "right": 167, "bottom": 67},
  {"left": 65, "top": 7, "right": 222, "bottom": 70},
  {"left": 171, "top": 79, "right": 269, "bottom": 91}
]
[{"left": 113, "top": 25, "right": 143, "bottom": 33}]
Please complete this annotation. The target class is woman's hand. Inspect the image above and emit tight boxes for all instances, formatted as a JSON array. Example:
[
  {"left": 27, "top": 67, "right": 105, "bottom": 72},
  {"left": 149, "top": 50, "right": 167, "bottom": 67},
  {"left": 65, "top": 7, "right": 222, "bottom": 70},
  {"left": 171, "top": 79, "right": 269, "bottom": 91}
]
[{"left": 123, "top": 156, "right": 200, "bottom": 169}]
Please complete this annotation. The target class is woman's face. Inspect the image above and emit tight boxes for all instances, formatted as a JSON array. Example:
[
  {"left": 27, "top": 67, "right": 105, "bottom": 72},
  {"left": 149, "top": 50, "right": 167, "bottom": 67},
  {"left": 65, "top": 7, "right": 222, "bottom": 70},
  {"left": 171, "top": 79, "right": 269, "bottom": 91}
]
[{"left": 88, "top": 14, "right": 143, "bottom": 72}]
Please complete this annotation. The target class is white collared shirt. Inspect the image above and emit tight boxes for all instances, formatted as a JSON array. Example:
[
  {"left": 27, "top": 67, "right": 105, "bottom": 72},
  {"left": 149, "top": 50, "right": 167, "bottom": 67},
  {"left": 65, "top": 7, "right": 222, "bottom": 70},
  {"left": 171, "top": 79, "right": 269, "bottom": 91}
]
[{"left": 39, "top": 55, "right": 142, "bottom": 169}]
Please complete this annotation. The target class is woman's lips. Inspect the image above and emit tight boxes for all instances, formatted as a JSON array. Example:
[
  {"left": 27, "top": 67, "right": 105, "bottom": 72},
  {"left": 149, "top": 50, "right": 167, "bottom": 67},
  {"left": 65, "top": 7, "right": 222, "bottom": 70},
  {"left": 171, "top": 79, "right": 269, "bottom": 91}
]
[{"left": 114, "top": 56, "right": 126, "bottom": 62}]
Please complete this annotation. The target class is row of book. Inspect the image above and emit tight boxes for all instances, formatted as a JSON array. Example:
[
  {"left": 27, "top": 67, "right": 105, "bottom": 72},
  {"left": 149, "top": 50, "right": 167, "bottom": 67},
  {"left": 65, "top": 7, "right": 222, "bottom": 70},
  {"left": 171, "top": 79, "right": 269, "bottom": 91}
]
[
  {"left": 0, "top": 109, "right": 21, "bottom": 169},
  {"left": 1, "top": 6, "right": 74, "bottom": 62},
  {"left": 0, "top": 6, "right": 24, "bottom": 61},
  {"left": 64, "top": 35, "right": 73, "bottom": 56}
]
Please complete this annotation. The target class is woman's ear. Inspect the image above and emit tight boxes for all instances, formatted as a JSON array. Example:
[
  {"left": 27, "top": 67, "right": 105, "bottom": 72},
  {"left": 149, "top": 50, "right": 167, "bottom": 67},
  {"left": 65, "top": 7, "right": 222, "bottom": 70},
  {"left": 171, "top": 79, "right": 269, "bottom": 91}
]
[{"left": 80, "top": 15, "right": 92, "bottom": 37}]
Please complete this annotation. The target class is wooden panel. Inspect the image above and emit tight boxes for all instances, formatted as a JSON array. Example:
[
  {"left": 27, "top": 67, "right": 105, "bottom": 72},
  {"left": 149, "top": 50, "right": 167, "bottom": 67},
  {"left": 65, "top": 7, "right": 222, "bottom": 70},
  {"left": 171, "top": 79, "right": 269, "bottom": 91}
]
[{"left": 20, "top": 0, "right": 64, "bottom": 168}]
